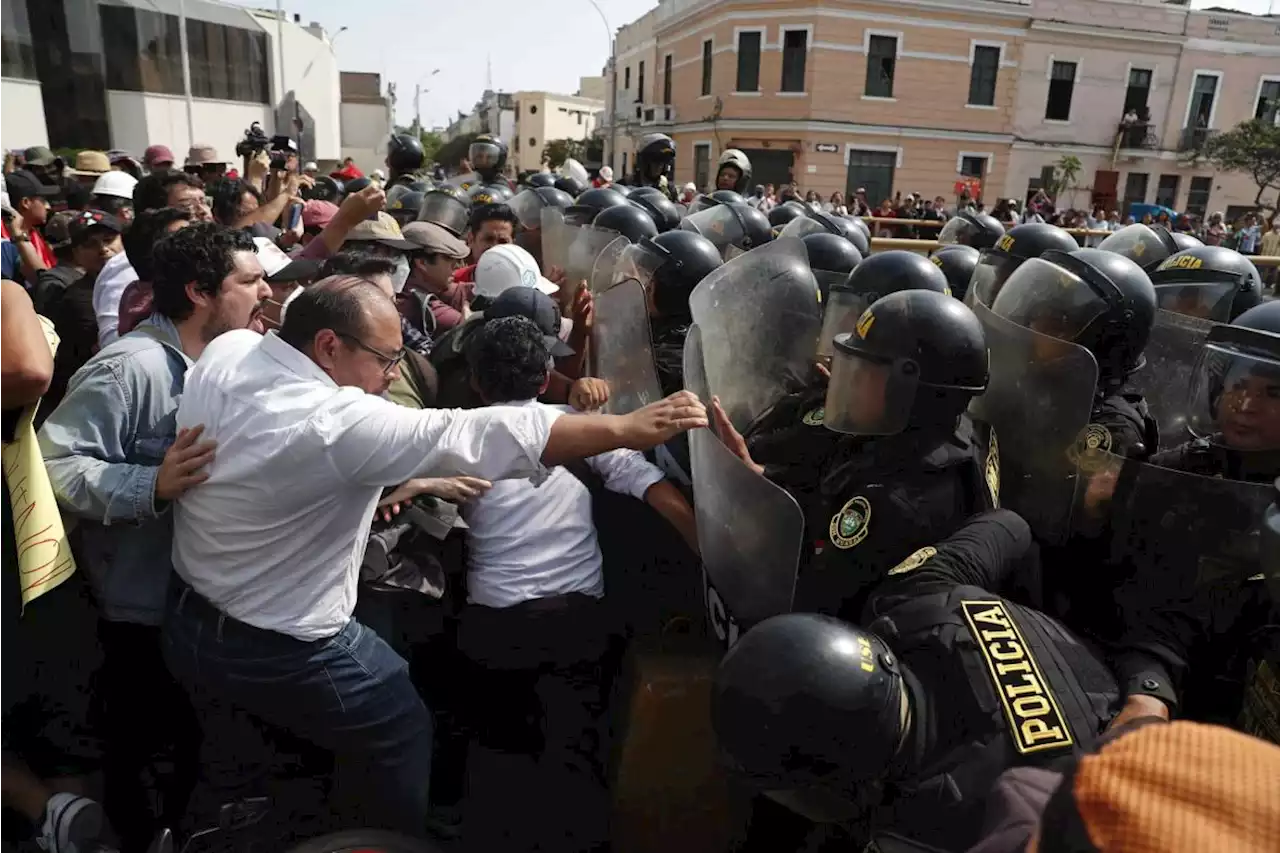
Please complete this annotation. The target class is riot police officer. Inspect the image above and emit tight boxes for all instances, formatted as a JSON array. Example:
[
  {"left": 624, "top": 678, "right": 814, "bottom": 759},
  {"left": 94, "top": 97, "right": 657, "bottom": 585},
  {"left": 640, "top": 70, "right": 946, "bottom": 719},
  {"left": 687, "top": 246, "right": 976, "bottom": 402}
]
[
  {"left": 712, "top": 510, "right": 1119, "bottom": 851},
  {"left": 387, "top": 190, "right": 424, "bottom": 228},
  {"left": 715, "top": 149, "right": 752, "bottom": 193},
  {"left": 688, "top": 189, "right": 746, "bottom": 214},
  {"left": 418, "top": 188, "right": 472, "bottom": 237},
  {"left": 1148, "top": 244, "right": 1264, "bottom": 323},
  {"left": 1097, "top": 221, "right": 1190, "bottom": 272},
  {"left": 680, "top": 201, "right": 772, "bottom": 259},
  {"left": 553, "top": 174, "right": 587, "bottom": 198},
  {"left": 467, "top": 182, "right": 512, "bottom": 207},
  {"left": 714, "top": 288, "right": 996, "bottom": 622},
  {"left": 526, "top": 172, "right": 557, "bottom": 189},
  {"left": 965, "top": 221, "right": 1080, "bottom": 308},
  {"left": 633, "top": 132, "right": 676, "bottom": 198},
  {"left": 768, "top": 202, "right": 807, "bottom": 237},
  {"left": 468, "top": 134, "right": 510, "bottom": 185},
  {"left": 930, "top": 244, "right": 980, "bottom": 302},
  {"left": 779, "top": 208, "right": 869, "bottom": 255},
  {"left": 385, "top": 133, "right": 426, "bottom": 188},
  {"left": 937, "top": 210, "right": 1005, "bottom": 251},
  {"left": 565, "top": 186, "right": 628, "bottom": 226}
]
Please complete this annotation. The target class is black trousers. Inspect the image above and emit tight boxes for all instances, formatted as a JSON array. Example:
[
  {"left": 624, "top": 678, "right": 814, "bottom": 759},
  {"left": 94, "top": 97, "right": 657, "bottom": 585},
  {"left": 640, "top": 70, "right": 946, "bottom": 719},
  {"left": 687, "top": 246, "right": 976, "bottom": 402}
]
[
  {"left": 96, "top": 619, "right": 201, "bottom": 852},
  {"left": 457, "top": 593, "right": 619, "bottom": 853}
]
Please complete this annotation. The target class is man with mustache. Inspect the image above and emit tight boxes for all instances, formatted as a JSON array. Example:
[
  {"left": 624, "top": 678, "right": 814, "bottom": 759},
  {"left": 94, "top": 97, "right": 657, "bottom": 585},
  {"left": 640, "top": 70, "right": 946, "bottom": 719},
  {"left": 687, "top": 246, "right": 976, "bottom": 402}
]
[{"left": 37, "top": 222, "right": 269, "bottom": 849}]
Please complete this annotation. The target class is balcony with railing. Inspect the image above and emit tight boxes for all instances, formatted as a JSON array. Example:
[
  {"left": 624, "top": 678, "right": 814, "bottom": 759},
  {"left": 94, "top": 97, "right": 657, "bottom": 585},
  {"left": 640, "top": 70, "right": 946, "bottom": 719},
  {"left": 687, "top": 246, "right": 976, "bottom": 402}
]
[
  {"left": 1179, "top": 126, "right": 1219, "bottom": 152},
  {"left": 640, "top": 104, "right": 675, "bottom": 125}
]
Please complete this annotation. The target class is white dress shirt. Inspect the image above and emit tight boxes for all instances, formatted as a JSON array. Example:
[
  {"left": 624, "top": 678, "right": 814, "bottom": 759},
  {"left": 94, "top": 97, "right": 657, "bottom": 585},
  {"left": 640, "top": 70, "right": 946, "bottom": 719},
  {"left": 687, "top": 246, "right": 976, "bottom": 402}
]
[
  {"left": 93, "top": 251, "right": 137, "bottom": 347},
  {"left": 172, "top": 330, "right": 562, "bottom": 640},
  {"left": 462, "top": 399, "right": 665, "bottom": 610}
]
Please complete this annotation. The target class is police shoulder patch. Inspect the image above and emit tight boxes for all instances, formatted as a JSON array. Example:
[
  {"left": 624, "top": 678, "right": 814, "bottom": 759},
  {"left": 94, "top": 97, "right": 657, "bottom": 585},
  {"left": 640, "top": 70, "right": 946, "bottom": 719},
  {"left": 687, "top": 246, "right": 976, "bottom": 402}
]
[
  {"left": 986, "top": 426, "right": 1001, "bottom": 507},
  {"left": 1078, "top": 423, "right": 1113, "bottom": 454},
  {"left": 829, "top": 496, "right": 871, "bottom": 549},
  {"left": 802, "top": 407, "right": 825, "bottom": 426},
  {"left": 959, "top": 599, "right": 1075, "bottom": 755},
  {"left": 887, "top": 546, "right": 937, "bottom": 576}
]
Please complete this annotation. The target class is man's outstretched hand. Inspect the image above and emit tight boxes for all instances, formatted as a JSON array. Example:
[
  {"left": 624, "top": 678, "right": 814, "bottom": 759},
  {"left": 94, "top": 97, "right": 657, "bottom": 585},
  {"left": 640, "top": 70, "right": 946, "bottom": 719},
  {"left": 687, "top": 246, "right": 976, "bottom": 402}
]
[
  {"left": 620, "top": 391, "right": 708, "bottom": 450},
  {"left": 711, "top": 396, "right": 765, "bottom": 476}
]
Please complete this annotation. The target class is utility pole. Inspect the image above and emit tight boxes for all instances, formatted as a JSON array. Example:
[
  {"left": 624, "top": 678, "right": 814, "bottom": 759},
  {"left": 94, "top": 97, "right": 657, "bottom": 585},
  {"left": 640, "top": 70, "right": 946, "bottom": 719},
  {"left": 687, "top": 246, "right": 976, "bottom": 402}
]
[
  {"left": 585, "top": 1, "right": 614, "bottom": 172},
  {"left": 413, "top": 69, "right": 440, "bottom": 136}
]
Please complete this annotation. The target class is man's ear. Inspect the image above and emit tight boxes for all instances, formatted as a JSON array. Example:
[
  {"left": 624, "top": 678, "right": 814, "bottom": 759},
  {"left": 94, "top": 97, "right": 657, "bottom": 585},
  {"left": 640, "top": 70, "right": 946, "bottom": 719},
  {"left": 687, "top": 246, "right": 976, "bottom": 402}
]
[
  {"left": 185, "top": 279, "right": 212, "bottom": 312},
  {"left": 312, "top": 329, "right": 342, "bottom": 371},
  {"left": 538, "top": 372, "right": 551, "bottom": 396}
]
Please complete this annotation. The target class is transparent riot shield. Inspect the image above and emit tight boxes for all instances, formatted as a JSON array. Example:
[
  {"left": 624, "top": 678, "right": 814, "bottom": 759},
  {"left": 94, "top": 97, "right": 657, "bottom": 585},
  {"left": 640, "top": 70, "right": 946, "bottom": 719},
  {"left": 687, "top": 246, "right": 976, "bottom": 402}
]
[
  {"left": 683, "top": 325, "right": 805, "bottom": 635},
  {"left": 1097, "top": 223, "right": 1170, "bottom": 269},
  {"left": 777, "top": 216, "right": 824, "bottom": 240},
  {"left": 1126, "top": 309, "right": 1213, "bottom": 449},
  {"left": 592, "top": 279, "right": 663, "bottom": 415},
  {"left": 540, "top": 207, "right": 569, "bottom": 274},
  {"left": 688, "top": 238, "right": 823, "bottom": 434},
  {"left": 818, "top": 283, "right": 869, "bottom": 359},
  {"left": 588, "top": 234, "right": 632, "bottom": 295},
  {"left": 565, "top": 225, "right": 628, "bottom": 293},
  {"left": 968, "top": 300, "right": 1099, "bottom": 544}
]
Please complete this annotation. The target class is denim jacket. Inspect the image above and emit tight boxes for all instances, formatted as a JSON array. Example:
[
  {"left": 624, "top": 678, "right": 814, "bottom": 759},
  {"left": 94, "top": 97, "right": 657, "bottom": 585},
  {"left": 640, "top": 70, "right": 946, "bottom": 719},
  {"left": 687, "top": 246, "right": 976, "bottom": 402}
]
[{"left": 38, "top": 314, "right": 193, "bottom": 625}]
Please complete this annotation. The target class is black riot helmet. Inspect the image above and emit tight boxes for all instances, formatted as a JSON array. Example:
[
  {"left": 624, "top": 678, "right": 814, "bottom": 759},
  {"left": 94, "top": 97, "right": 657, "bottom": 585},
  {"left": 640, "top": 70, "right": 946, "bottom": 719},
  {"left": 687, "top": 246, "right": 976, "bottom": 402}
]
[
  {"left": 386, "top": 133, "right": 426, "bottom": 175},
  {"left": 930, "top": 244, "right": 981, "bottom": 302},
  {"left": 768, "top": 203, "right": 806, "bottom": 237},
  {"left": 1170, "top": 231, "right": 1204, "bottom": 253},
  {"left": 417, "top": 189, "right": 471, "bottom": 236},
  {"left": 967, "top": 222, "right": 1079, "bottom": 308},
  {"left": 610, "top": 183, "right": 633, "bottom": 198},
  {"left": 565, "top": 186, "right": 628, "bottom": 226},
  {"left": 468, "top": 134, "right": 509, "bottom": 183},
  {"left": 554, "top": 174, "right": 587, "bottom": 198},
  {"left": 991, "top": 247, "right": 1157, "bottom": 387},
  {"left": 467, "top": 182, "right": 512, "bottom": 207},
  {"left": 713, "top": 614, "right": 908, "bottom": 819},
  {"left": 937, "top": 210, "right": 1005, "bottom": 251},
  {"left": 802, "top": 233, "right": 862, "bottom": 304},
  {"left": 630, "top": 229, "right": 723, "bottom": 321},
  {"left": 304, "top": 175, "right": 342, "bottom": 203},
  {"left": 387, "top": 190, "right": 424, "bottom": 227},
  {"left": 627, "top": 192, "right": 681, "bottom": 233},
  {"left": 506, "top": 185, "right": 575, "bottom": 232},
  {"left": 1149, "top": 245, "right": 1263, "bottom": 323},
  {"left": 679, "top": 201, "right": 773, "bottom": 259},
  {"left": 715, "top": 149, "right": 753, "bottom": 193},
  {"left": 1233, "top": 300, "right": 1280, "bottom": 335},
  {"left": 344, "top": 176, "right": 372, "bottom": 195},
  {"left": 635, "top": 132, "right": 676, "bottom": 185},
  {"left": 526, "top": 172, "right": 557, "bottom": 189},
  {"left": 592, "top": 202, "right": 659, "bottom": 243},
  {"left": 819, "top": 251, "right": 951, "bottom": 360},
  {"left": 1097, "top": 222, "right": 1179, "bottom": 271}
]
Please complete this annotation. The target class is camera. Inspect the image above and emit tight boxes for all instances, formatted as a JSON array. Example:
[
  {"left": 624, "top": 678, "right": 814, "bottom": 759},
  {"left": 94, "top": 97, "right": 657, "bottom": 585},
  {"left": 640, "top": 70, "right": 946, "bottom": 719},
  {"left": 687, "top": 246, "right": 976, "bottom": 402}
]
[
  {"left": 234, "top": 122, "right": 270, "bottom": 159},
  {"left": 268, "top": 135, "right": 299, "bottom": 171}
]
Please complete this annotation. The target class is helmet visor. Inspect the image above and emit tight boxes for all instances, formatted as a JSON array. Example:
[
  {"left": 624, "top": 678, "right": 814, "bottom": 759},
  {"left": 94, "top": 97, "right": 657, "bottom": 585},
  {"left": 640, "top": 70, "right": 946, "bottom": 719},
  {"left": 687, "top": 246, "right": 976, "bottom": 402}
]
[
  {"left": 965, "top": 252, "right": 1022, "bottom": 309},
  {"left": 680, "top": 205, "right": 746, "bottom": 255},
  {"left": 507, "top": 188, "right": 548, "bottom": 230},
  {"left": 615, "top": 240, "right": 668, "bottom": 290},
  {"left": 1155, "top": 282, "right": 1238, "bottom": 322},
  {"left": 1188, "top": 330, "right": 1280, "bottom": 452},
  {"left": 687, "top": 194, "right": 717, "bottom": 215},
  {"left": 418, "top": 193, "right": 470, "bottom": 235},
  {"left": 469, "top": 141, "right": 502, "bottom": 170},
  {"left": 1097, "top": 223, "right": 1169, "bottom": 268},
  {"left": 989, "top": 257, "right": 1110, "bottom": 343},
  {"left": 937, "top": 217, "right": 975, "bottom": 246},
  {"left": 778, "top": 217, "right": 824, "bottom": 240},
  {"left": 824, "top": 336, "right": 919, "bottom": 436},
  {"left": 818, "top": 286, "right": 870, "bottom": 359}
]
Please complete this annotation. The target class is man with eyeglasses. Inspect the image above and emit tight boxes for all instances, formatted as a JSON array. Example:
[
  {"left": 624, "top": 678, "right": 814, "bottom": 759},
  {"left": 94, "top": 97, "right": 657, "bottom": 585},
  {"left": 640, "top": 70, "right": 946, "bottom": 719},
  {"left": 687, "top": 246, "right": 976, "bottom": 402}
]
[{"left": 161, "top": 274, "right": 707, "bottom": 836}]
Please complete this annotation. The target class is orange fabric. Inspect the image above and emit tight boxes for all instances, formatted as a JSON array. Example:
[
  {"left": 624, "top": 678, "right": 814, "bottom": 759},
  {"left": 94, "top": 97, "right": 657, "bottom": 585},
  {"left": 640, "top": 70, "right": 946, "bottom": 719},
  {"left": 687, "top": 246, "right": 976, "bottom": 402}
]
[{"left": 1072, "top": 721, "right": 1280, "bottom": 853}]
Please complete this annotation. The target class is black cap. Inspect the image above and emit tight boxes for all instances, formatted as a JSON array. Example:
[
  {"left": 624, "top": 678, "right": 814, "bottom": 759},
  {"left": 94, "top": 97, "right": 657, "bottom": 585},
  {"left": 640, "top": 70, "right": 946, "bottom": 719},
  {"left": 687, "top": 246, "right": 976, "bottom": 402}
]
[
  {"left": 6, "top": 169, "right": 58, "bottom": 205},
  {"left": 484, "top": 287, "right": 575, "bottom": 357}
]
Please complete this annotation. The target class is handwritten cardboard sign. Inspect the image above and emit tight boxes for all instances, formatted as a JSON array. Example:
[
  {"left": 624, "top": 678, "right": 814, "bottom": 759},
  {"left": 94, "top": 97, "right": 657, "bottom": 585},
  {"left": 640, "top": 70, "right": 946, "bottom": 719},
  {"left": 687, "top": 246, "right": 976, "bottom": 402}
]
[{"left": 2, "top": 318, "right": 76, "bottom": 607}]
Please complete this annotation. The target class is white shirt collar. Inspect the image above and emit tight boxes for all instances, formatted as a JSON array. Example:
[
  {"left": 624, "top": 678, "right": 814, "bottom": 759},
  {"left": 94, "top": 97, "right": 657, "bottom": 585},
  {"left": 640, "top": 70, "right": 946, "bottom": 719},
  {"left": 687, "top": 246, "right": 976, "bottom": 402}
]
[{"left": 259, "top": 331, "right": 337, "bottom": 389}]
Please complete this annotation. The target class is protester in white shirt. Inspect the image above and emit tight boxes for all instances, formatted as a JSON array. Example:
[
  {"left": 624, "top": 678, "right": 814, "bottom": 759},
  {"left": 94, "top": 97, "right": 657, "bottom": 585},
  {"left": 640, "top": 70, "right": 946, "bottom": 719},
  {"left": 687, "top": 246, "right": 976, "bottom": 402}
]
[
  {"left": 451, "top": 315, "right": 696, "bottom": 850},
  {"left": 162, "top": 275, "right": 707, "bottom": 836}
]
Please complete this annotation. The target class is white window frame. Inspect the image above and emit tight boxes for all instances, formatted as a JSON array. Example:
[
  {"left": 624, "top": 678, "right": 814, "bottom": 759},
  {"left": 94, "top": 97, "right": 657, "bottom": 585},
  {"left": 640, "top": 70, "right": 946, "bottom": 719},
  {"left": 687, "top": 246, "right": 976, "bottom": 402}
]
[
  {"left": 1182, "top": 69, "right": 1224, "bottom": 130},
  {"left": 699, "top": 38, "right": 714, "bottom": 100},
  {"left": 845, "top": 143, "right": 903, "bottom": 169},
  {"left": 862, "top": 29, "right": 903, "bottom": 102},
  {"left": 777, "top": 24, "right": 814, "bottom": 95},
  {"left": 1254, "top": 75, "right": 1280, "bottom": 125},
  {"left": 966, "top": 40, "right": 1004, "bottom": 110},
  {"left": 956, "top": 151, "right": 995, "bottom": 179},
  {"left": 1044, "top": 54, "right": 1081, "bottom": 125},
  {"left": 733, "top": 26, "right": 767, "bottom": 94}
]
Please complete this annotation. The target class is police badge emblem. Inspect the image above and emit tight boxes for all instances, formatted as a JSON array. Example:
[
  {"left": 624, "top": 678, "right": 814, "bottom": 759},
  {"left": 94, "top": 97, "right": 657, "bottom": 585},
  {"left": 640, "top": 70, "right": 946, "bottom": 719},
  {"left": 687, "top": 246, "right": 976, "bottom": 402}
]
[
  {"left": 829, "top": 496, "right": 871, "bottom": 549},
  {"left": 802, "top": 407, "right": 825, "bottom": 426},
  {"left": 986, "top": 426, "right": 1001, "bottom": 507}
]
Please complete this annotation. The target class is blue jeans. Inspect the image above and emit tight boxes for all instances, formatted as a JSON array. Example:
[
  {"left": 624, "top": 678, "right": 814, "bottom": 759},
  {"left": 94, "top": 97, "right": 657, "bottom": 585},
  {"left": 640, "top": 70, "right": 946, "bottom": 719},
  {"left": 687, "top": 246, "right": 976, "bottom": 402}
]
[{"left": 161, "top": 580, "right": 433, "bottom": 836}]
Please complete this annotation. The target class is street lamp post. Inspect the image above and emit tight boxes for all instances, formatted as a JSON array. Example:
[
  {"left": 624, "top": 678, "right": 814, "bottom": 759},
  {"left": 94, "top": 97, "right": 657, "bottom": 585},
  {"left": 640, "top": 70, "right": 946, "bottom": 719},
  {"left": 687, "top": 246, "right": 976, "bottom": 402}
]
[
  {"left": 585, "top": 0, "right": 615, "bottom": 173},
  {"left": 414, "top": 69, "right": 441, "bottom": 135}
]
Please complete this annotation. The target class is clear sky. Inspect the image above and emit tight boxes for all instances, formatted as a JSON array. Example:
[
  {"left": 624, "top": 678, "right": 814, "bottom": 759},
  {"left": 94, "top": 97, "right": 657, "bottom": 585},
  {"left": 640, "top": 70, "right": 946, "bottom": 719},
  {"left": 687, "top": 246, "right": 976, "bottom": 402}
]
[
  {"left": 225, "top": 0, "right": 659, "bottom": 129},
  {"left": 223, "top": 0, "right": 1274, "bottom": 130}
]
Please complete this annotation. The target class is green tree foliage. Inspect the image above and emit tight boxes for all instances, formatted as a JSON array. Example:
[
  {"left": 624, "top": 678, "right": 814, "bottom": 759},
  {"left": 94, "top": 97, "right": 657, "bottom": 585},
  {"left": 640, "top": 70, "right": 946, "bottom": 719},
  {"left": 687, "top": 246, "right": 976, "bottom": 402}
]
[{"left": 1185, "top": 119, "right": 1280, "bottom": 213}]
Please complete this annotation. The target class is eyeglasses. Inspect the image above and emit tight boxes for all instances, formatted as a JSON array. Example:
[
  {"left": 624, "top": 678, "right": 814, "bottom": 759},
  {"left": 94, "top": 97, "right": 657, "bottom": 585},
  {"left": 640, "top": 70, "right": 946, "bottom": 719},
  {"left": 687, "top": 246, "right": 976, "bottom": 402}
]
[{"left": 337, "top": 332, "right": 405, "bottom": 376}]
